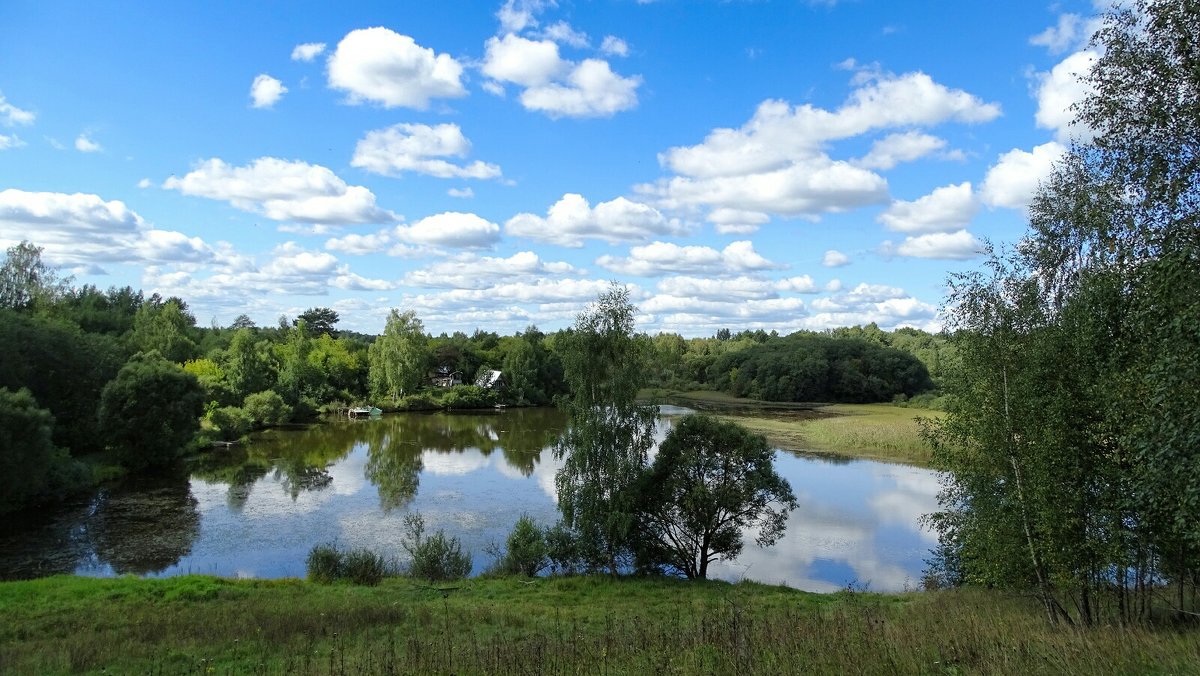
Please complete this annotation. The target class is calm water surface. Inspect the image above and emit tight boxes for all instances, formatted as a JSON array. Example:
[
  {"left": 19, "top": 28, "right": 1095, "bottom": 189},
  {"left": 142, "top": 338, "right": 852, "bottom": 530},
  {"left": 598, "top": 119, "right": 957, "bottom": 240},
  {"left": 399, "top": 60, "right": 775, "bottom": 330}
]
[{"left": 0, "top": 406, "right": 940, "bottom": 592}]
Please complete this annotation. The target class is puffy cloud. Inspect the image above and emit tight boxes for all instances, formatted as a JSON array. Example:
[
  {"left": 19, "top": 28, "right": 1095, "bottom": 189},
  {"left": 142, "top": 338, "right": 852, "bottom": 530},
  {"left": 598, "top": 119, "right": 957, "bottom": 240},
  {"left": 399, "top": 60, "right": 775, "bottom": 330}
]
[
  {"left": 878, "top": 182, "right": 978, "bottom": 233},
  {"left": 291, "top": 42, "right": 327, "bottom": 62},
  {"left": 855, "top": 131, "right": 946, "bottom": 170},
  {"left": 506, "top": 193, "right": 689, "bottom": 247},
  {"left": 250, "top": 74, "right": 287, "bottom": 108},
  {"left": 497, "top": 0, "right": 554, "bottom": 33},
  {"left": 600, "top": 36, "right": 629, "bottom": 57},
  {"left": 823, "top": 250, "right": 850, "bottom": 267},
  {"left": 540, "top": 21, "right": 589, "bottom": 48},
  {"left": 327, "top": 27, "right": 466, "bottom": 109},
  {"left": 404, "top": 250, "right": 578, "bottom": 289},
  {"left": 324, "top": 229, "right": 395, "bottom": 255},
  {"left": 351, "top": 123, "right": 502, "bottom": 180},
  {"left": 163, "top": 157, "right": 396, "bottom": 224},
  {"left": 595, "top": 240, "right": 781, "bottom": 276},
  {"left": 482, "top": 34, "right": 565, "bottom": 87},
  {"left": 331, "top": 267, "right": 398, "bottom": 291},
  {"left": 641, "top": 70, "right": 999, "bottom": 218},
  {"left": 0, "top": 188, "right": 212, "bottom": 266},
  {"left": 0, "top": 133, "right": 23, "bottom": 150},
  {"left": 447, "top": 187, "right": 474, "bottom": 198},
  {"left": 706, "top": 208, "right": 770, "bottom": 234},
  {"left": 1029, "top": 13, "right": 1086, "bottom": 54},
  {"left": 1035, "top": 49, "right": 1098, "bottom": 142},
  {"left": 659, "top": 73, "right": 999, "bottom": 179},
  {"left": 882, "top": 229, "right": 983, "bottom": 260},
  {"left": 980, "top": 141, "right": 1066, "bottom": 210},
  {"left": 482, "top": 34, "right": 640, "bottom": 118},
  {"left": 74, "top": 134, "right": 101, "bottom": 152},
  {"left": 0, "top": 92, "right": 35, "bottom": 126},
  {"left": 395, "top": 211, "right": 500, "bottom": 248}
]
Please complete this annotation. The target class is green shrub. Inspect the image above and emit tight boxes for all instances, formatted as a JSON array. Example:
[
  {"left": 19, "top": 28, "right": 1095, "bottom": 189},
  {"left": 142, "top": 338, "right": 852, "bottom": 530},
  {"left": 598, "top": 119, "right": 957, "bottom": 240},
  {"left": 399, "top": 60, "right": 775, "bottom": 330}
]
[
  {"left": 396, "top": 392, "right": 437, "bottom": 411},
  {"left": 306, "top": 543, "right": 342, "bottom": 584},
  {"left": 544, "top": 522, "right": 583, "bottom": 575},
  {"left": 439, "top": 385, "right": 496, "bottom": 410},
  {"left": 402, "top": 512, "right": 472, "bottom": 581},
  {"left": 341, "top": 548, "right": 391, "bottom": 586},
  {"left": 207, "top": 406, "right": 254, "bottom": 441},
  {"left": 502, "top": 514, "right": 548, "bottom": 576},
  {"left": 243, "top": 390, "right": 292, "bottom": 427}
]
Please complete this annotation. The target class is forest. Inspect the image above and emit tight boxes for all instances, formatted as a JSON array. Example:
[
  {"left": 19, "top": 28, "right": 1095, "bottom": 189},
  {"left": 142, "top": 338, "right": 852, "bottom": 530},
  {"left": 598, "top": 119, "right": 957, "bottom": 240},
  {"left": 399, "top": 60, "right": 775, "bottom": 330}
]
[{"left": 0, "top": 242, "right": 941, "bottom": 516}]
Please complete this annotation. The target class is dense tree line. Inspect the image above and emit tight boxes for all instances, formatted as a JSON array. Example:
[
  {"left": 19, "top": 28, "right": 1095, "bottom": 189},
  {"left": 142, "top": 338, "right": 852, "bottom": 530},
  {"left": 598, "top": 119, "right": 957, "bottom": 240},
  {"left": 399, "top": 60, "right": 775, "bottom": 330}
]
[{"left": 928, "top": 0, "right": 1199, "bottom": 626}]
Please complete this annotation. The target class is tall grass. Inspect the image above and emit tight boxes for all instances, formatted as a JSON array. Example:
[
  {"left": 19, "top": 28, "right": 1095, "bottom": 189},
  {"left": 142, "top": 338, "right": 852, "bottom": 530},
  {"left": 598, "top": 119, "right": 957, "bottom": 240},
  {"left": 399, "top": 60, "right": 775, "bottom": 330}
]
[
  {"left": 2, "top": 575, "right": 1196, "bottom": 675},
  {"left": 718, "top": 404, "right": 943, "bottom": 466}
]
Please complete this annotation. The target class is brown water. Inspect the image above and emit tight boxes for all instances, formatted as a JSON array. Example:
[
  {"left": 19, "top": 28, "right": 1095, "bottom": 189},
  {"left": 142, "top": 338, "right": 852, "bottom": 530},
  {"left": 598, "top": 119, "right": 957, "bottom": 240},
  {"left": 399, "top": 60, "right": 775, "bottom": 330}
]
[{"left": 0, "top": 406, "right": 941, "bottom": 591}]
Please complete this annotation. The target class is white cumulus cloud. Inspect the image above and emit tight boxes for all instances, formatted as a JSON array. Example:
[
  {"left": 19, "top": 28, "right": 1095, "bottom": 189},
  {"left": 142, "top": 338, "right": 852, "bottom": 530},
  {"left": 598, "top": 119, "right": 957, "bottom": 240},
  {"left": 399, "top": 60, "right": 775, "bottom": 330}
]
[
  {"left": 291, "top": 42, "right": 327, "bottom": 62},
  {"left": 395, "top": 212, "right": 500, "bottom": 248},
  {"left": 882, "top": 230, "right": 983, "bottom": 260},
  {"left": 250, "top": 74, "right": 288, "bottom": 108},
  {"left": 600, "top": 36, "right": 629, "bottom": 57},
  {"left": 351, "top": 123, "right": 502, "bottom": 180},
  {"left": 75, "top": 134, "right": 101, "bottom": 152},
  {"left": 1035, "top": 49, "right": 1098, "bottom": 142},
  {"left": 595, "top": 240, "right": 781, "bottom": 276},
  {"left": 506, "top": 193, "right": 689, "bottom": 247},
  {"left": 823, "top": 250, "right": 850, "bottom": 267},
  {"left": 482, "top": 34, "right": 640, "bottom": 118},
  {"left": 980, "top": 142, "right": 1066, "bottom": 210},
  {"left": 856, "top": 131, "right": 946, "bottom": 170},
  {"left": 163, "top": 157, "right": 396, "bottom": 224},
  {"left": 327, "top": 27, "right": 466, "bottom": 109},
  {"left": 878, "top": 182, "right": 978, "bottom": 233}
]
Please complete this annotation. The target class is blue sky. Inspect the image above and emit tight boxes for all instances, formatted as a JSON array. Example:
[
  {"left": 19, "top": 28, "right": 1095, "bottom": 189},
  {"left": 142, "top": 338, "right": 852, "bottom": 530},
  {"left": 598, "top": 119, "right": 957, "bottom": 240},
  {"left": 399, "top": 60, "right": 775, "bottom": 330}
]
[{"left": 0, "top": 0, "right": 1101, "bottom": 335}]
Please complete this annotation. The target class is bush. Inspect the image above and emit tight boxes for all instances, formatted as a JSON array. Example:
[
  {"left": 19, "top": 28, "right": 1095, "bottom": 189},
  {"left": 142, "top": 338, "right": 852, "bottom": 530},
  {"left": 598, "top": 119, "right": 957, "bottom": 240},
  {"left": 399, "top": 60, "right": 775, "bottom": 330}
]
[
  {"left": 0, "top": 387, "right": 81, "bottom": 514},
  {"left": 439, "top": 385, "right": 497, "bottom": 410},
  {"left": 544, "top": 522, "right": 584, "bottom": 575},
  {"left": 306, "top": 543, "right": 392, "bottom": 585},
  {"left": 243, "top": 390, "right": 292, "bottom": 427},
  {"left": 402, "top": 512, "right": 472, "bottom": 581},
  {"left": 207, "top": 406, "right": 254, "bottom": 442},
  {"left": 395, "top": 392, "right": 438, "bottom": 411},
  {"left": 98, "top": 351, "right": 205, "bottom": 470},
  {"left": 341, "top": 548, "right": 390, "bottom": 586},
  {"left": 502, "top": 514, "right": 548, "bottom": 576},
  {"left": 306, "top": 543, "right": 342, "bottom": 584}
]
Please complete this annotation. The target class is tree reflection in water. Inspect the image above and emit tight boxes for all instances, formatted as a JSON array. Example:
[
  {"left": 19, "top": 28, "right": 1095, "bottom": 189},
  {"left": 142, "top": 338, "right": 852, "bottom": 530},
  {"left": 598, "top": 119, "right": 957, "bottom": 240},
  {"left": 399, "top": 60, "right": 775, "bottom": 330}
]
[{"left": 89, "top": 473, "right": 200, "bottom": 575}]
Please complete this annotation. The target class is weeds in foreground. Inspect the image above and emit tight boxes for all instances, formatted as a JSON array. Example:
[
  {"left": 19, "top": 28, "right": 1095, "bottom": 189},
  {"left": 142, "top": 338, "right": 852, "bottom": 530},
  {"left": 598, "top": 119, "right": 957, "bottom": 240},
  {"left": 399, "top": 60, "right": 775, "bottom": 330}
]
[{"left": 2, "top": 576, "right": 1197, "bottom": 675}]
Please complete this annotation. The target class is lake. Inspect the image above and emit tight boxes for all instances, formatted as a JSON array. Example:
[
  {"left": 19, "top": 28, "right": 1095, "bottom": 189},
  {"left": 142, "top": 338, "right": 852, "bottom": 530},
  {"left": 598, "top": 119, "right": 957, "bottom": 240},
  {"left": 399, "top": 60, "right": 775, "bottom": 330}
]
[{"left": 0, "top": 406, "right": 941, "bottom": 592}]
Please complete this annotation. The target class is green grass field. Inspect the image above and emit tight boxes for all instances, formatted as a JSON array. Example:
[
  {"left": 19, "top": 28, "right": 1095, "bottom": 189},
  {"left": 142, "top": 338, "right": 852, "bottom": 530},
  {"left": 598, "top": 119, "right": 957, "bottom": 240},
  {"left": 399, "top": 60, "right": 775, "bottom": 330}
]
[
  {"left": 651, "top": 390, "right": 942, "bottom": 465},
  {"left": 2, "top": 575, "right": 1195, "bottom": 675}
]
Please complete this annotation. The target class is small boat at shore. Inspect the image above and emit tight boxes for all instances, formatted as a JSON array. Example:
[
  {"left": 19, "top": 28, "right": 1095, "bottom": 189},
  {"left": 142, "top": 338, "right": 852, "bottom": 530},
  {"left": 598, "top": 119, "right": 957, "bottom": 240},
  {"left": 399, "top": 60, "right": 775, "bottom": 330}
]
[{"left": 349, "top": 406, "right": 383, "bottom": 417}]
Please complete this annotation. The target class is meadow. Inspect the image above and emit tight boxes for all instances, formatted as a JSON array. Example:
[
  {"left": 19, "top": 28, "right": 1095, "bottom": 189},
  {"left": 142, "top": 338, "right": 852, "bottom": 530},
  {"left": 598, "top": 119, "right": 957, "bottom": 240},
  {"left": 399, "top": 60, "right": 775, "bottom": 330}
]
[{"left": 2, "top": 574, "right": 1197, "bottom": 675}]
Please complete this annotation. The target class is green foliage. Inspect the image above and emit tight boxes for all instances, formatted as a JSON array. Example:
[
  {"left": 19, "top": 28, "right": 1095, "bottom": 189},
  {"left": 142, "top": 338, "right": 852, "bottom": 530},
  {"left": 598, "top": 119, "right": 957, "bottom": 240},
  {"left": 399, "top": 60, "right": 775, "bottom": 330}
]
[
  {"left": 0, "top": 309, "right": 125, "bottom": 455},
  {"left": 0, "top": 240, "right": 70, "bottom": 310},
  {"left": 554, "top": 284, "right": 658, "bottom": 574},
  {"left": 223, "top": 328, "right": 275, "bottom": 401},
  {"left": 499, "top": 514, "right": 549, "bottom": 577},
  {"left": 543, "top": 522, "right": 584, "bottom": 575},
  {"left": 242, "top": 390, "right": 292, "bottom": 427},
  {"left": 928, "top": 0, "right": 1200, "bottom": 626},
  {"left": 128, "top": 296, "right": 198, "bottom": 363},
  {"left": 207, "top": 405, "right": 254, "bottom": 441},
  {"left": 710, "top": 334, "right": 933, "bottom": 403},
  {"left": 0, "top": 387, "right": 84, "bottom": 514},
  {"left": 368, "top": 309, "right": 430, "bottom": 403},
  {"left": 438, "top": 384, "right": 496, "bottom": 409},
  {"left": 98, "top": 352, "right": 206, "bottom": 471},
  {"left": 401, "top": 512, "right": 472, "bottom": 581},
  {"left": 295, "top": 307, "right": 339, "bottom": 338},
  {"left": 305, "top": 543, "right": 390, "bottom": 585},
  {"left": 636, "top": 415, "right": 797, "bottom": 579}
]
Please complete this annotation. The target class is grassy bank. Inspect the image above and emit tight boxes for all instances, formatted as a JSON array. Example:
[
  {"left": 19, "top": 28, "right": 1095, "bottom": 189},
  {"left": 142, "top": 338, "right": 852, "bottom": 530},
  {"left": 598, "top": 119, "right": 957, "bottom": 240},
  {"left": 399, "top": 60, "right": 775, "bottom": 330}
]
[
  {"left": 651, "top": 390, "right": 942, "bottom": 466},
  {"left": 2, "top": 575, "right": 1196, "bottom": 675}
]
